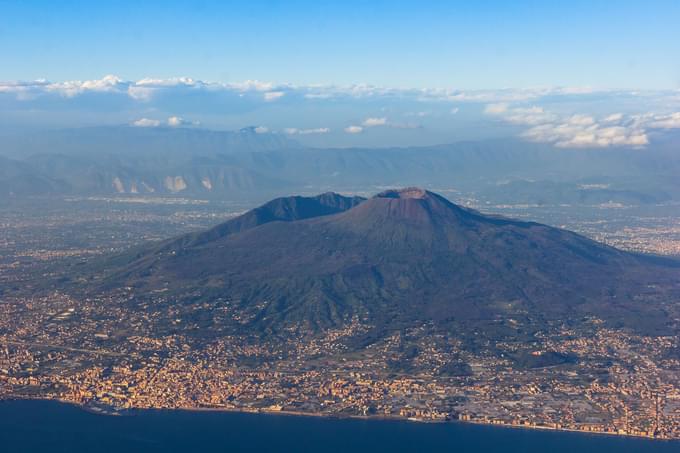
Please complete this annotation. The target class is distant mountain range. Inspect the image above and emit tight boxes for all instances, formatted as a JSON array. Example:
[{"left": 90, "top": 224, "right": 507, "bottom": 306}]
[
  {"left": 77, "top": 188, "right": 679, "bottom": 350},
  {"left": 1, "top": 126, "right": 679, "bottom": 204}
]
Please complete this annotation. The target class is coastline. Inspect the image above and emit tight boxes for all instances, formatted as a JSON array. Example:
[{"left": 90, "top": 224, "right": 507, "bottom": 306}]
[{"left": 2, "top": 396, "right": 676, "bottom": 443}]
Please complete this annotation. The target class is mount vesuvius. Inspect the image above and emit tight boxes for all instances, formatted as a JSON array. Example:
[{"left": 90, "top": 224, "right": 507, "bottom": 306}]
[{"left": 72, "top": 188, "right": 679, "bottom": 350}]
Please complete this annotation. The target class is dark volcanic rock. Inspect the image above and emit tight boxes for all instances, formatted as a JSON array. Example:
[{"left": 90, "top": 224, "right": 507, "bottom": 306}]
[{"left": 91, "top": 188, "right": 679, "bottom": 338}]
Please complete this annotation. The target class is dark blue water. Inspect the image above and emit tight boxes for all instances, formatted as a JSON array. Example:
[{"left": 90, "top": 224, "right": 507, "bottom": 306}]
[{"left": 0, "top": 399, "right": 677, "bottom": 452}]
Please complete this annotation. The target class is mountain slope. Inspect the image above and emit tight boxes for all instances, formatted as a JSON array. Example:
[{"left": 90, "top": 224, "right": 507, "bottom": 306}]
[
  {"left": 90, "top": 188, "right": 679, "bottom": 338},
  {"left": 0, "top": 156, "right": 68, "bottom": 195},
  {"left": 0, "top": 126, "right": 303, "bottom": 196},
  {"left": 103, "top": 191, "right": 366, "bottom": 271},
  {"left": 158, "top": 191, "right": 365, "bottom": 250}
]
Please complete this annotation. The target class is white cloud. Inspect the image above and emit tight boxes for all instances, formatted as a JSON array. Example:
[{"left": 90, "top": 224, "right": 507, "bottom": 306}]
[
  {"left": 484, "top": 103, "right": 509, "bottom": 114},
  {"left": 531, "top": 110, "right": 680, "bottom": 146},
  {"left": 0, "top": 77, "right": 623, "bottom": 106},
  {"left": 127, "top": 78, "right": 201, "bottom": 101},
  {"left": 43, "top": 74, "right": 126, "bottom": 98},
  {"left": 445, "top": 87, "right": 601, "bottom": 104},
  {"left": 0, "top": 76, "right": 285, "bottom": 103},
  {"left": 603, "top": 113, "right": 624, "bottom": 123},
  {"left": 450, "top": 90, "right": 544, "bottom": 103},
  {"left": 167, "top": 116, "right": 184, "bottom": 127},
  {"left": 362, "top": 117, "right": 388, "bottom": 127},
  {"left": 284, "top": 127, "right": 330, "bottom": 135},
  {"left": 349, "top": 115, "right": 419, "bottom": 132},
  {"left": 504, "top": 106, "right": 557, "bottom": 125},
  {"left": 132, "top": 118, "right": 161, "bottom": 127},
  {"left": 567, "top": 114, "right": 596, "bottom": 126},
  {"left": 649, "top": 112, "right": 680, "bottom": 129},
  {"left": 344, "top": 125, "right": 363, "bottom": 134},
  {"left": 359, "top": 116, "right": 421, "bottom": 129},
  {"left": 521, "top": 119, "right": 648, "bottom": 148},
  {"left": 230, "top": 80, "right": 275, "bottom": 92},
  {"left": 254, "top": 126, "right": 269, "bottom": 134},
  {"left": 167, "top": 116, "right": 198, "bottom": 127},
  {"left": 127, "top": 85, "right": 155, "bottom": 101},
  {"left": 488, "top": 104, "right": 649, "bottom": 148},
  {"left": 0, "top": 77, "right": 672, "bottom": 123},
  {"left": 0, "top": 80, "right": 47, "bottom": 100},
  {"left": 135, "top": 77, "right": 197, "bottom": 87},
  {"left": 2, "top": 76, "right": 679, "bottom": 148},
  {"left": 263, "top": 91, "right": 285, "bottom": 101}
]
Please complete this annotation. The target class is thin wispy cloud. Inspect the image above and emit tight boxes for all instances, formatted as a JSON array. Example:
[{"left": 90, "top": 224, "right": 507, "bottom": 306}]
[
  {"left": 484, "top": 103, "right": 509, "bottom": 114},
  {"left": 284, "top": 127, "right": 330, "bottom": 135},
  {"left": 362, "top": 117, "right": 388, "bottom": 127},
  {"left": 132, "top": 118, "right": 162, "bottom": 127},
  {"left": 167, "top": 116, "right": 199, "bottom": 127},
  {"left": 603, "top": 113, "right": 624, "bottom": 123},
  {"left": 132, "top": 116, "right": 198, "bottom": 128},
  {"left": 344, "top": 125, "right": 363, "bottom": 134},
  {"left": 359, "top": 117, "right": 421, "bottom": 130},
  {"left": 263, "top": 91, "right": 285, "bottom": 101},
  {"left": 650, "top": 112, "right": 680, "bottom": 129},
  {"left": 0, "top": 76, "right": 624, "bottom": 104},
  {"left": 2, "top": 75, "right": 680, "bottom": 148}
]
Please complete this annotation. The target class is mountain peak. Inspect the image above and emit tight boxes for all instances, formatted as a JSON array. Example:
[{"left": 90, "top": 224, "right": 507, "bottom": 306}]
[
  {"left": 375, "top": 187, "right": 428, "bottom": 200},
  {"left": 341, "top": 187, "right": 463, "bottom": 228}
]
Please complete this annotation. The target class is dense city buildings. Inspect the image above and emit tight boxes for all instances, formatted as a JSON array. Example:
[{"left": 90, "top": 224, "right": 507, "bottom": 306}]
[{"left": 2, "top": 300, "right": 679, "bottom": 438}]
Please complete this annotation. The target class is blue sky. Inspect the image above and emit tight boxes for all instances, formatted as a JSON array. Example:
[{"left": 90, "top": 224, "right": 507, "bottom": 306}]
[
  {"left": 2, "top": 0, "right": 679, "bottom": 89},
  {"left": 1, "top": 1, "right": 680, "bottom": 148}
]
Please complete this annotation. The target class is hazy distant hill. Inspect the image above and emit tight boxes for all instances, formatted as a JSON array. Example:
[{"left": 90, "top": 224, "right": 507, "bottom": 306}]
[
  {"left": 84, "top": 188, "right": 679, "bottom": 344},
  {"left": 0, "top": 126, "right": 300, "bottom": 158},
  {"left": 1, "top": 127, "right": 679, "bottom": 203},
  {"left": 0, "top": 155, "right": 68, "bottom": 195},
  {"left": 0, "top": 126, "right": 301, "bottom": 196}
]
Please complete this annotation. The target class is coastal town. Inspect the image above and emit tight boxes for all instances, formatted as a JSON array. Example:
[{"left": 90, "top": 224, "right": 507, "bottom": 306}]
[{"left": 1, "top": 289, "right": 679, "bottom": 440}]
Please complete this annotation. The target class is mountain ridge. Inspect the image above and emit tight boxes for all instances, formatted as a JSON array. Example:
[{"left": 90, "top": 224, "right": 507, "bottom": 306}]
[
  {"left": 79, "top": 188, "right": 679, "bottom": 342},
  {"left": 2, "top": 128, "right": 679, "bottom": 202}
]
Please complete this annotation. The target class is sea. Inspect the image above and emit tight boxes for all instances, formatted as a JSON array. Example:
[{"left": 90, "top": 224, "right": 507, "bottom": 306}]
[{"left": 0, "top": 399, "right": 677, "bottom": 452}]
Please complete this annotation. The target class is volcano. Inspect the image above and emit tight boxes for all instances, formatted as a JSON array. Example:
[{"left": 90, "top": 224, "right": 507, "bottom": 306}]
[{"left": 90, "top": 188, "right": 678, "bottom": 339}]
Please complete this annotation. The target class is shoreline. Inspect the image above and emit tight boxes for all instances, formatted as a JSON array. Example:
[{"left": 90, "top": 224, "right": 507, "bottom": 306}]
[{"left": 2, "top": 396, "right": 677, "bottom": 443}]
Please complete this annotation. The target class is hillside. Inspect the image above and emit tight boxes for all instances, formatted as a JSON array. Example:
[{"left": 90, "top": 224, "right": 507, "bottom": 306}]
[{"left": 84, "top": 188, "right": 679, "bottom": 343}]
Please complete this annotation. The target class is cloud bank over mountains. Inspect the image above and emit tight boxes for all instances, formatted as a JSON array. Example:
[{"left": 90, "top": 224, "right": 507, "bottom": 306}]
[
  {"left": 132, "top": 116, "right": 199, "bottom": 128},
  {"left": 1, "top": 75, "right": 679, "bottom": 149},
  {"left": 0, "top": 75, "right": 614, "bottom": 104},
  {"left": 484, "top": 103, "right": 680, "bottom": 148}
]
